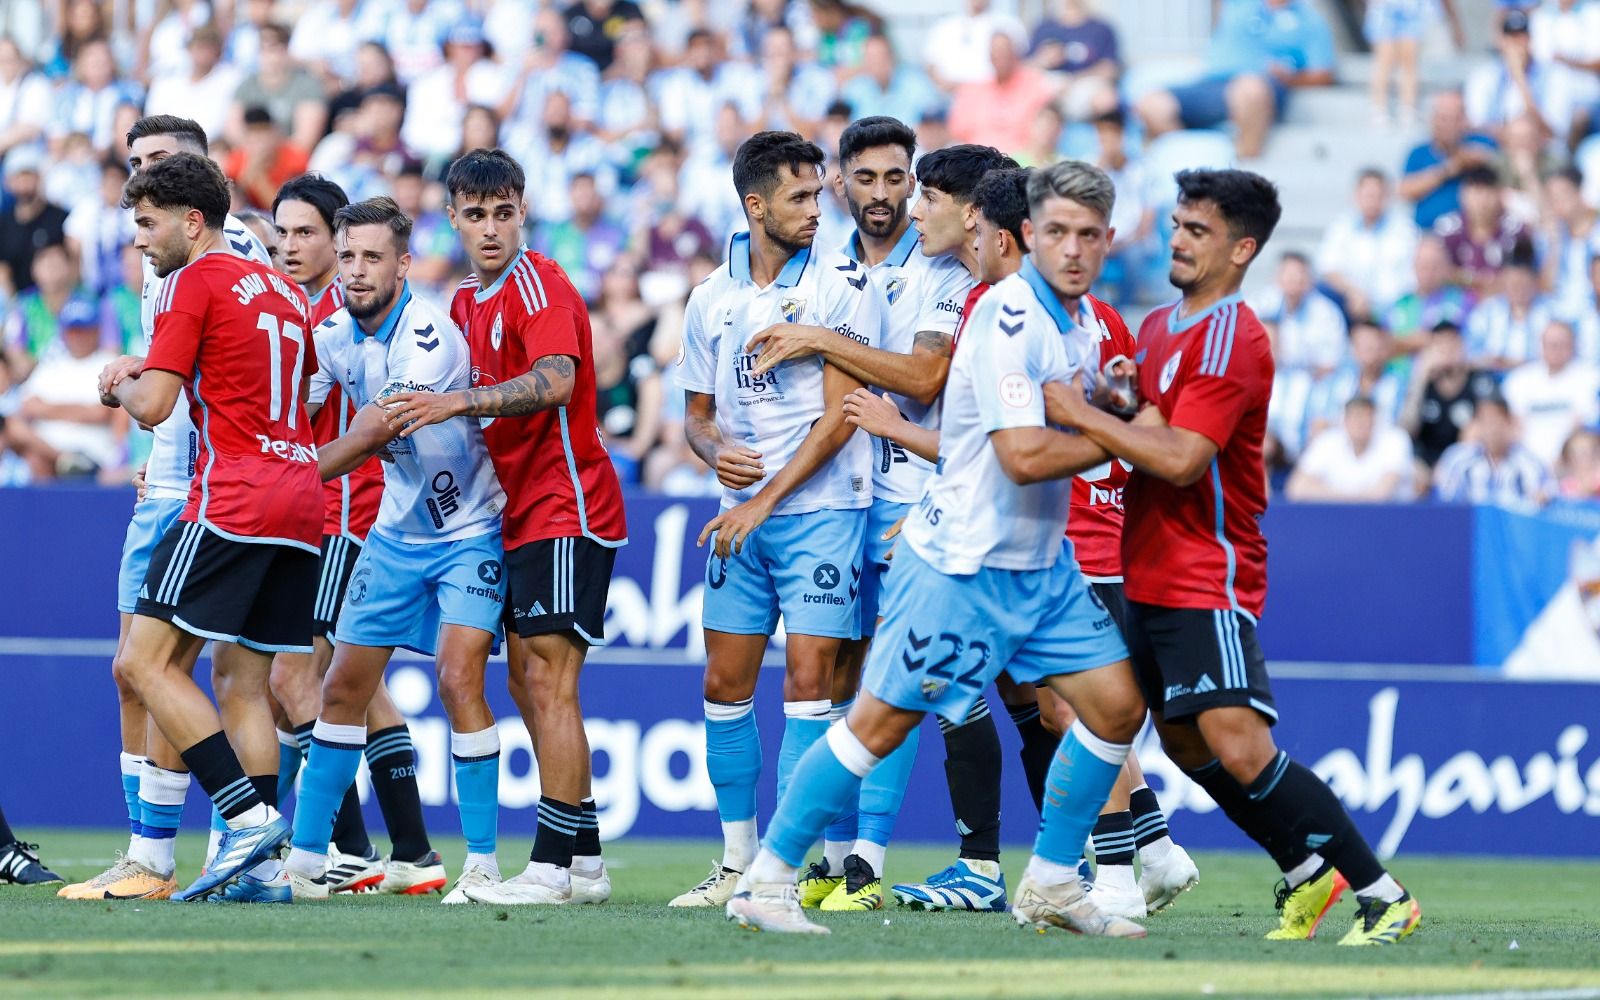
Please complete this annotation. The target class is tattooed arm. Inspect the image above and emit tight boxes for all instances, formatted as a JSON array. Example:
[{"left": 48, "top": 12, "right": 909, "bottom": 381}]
[
  {"left": 744, "top": 324, "right": 954, "bottom": 406},
  {"left": 380, "top": 354, "right": 578, "bottom": 437},
  {"left": 685, "top": 390, "right": 765, "bottom": 490}
]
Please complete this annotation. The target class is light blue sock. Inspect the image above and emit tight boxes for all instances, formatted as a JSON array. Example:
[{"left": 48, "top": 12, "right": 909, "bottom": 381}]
[
  {"left": 776, "top": 701, "right": 830, "bottom": 805},
  {"left": 276, "top": 731, "right": 304, "bottom": 806},
  {"left": 451, "top": 727, "right": 500, "bottom": 856},
  {"left": 1032, "top": 721, "right": 1130, "bottom": 867},
  {"left": 138, "top": 764, "right": 188, "bottom": 842},
  {"left": 119, "top": 753, "right": 143, "bottom": 837},
  {"left": 764, "top": 724, "right": 878, "bottom": 867},
  {"left": 210, "top": 805, "right": 227, "bottom": 834},
  {"left": 290, "top": 722, "right": 365, "bottom": 854},
  {"left": 705, "top": 698, "right": 761, "bottom": 823},
  {"left": 857, "top": 723, "right": 920, "bottom": 847}
]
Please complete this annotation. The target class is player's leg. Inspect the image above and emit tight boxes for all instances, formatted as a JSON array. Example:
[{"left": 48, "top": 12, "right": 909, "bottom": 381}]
[
  {"left": 364, "top": 682, "right": 446, "bottom": 894},
  {"left": 1125, "top": 751, "right": 1200, "bottom": 913},
  {"left": 803, "top": 637, "right": 864, "bottom": 905},
  {"left": 208, "top": 640, "right": 293, "bottom": 902},
  {"left": 998, "top": 672, "right": 1055, "bottom": 812},
  {"left": 0, "top": 803, "right": 61, "bottom": 885},
  {"left": 435, "top": 621, "right": 500, "bottom": 902}
]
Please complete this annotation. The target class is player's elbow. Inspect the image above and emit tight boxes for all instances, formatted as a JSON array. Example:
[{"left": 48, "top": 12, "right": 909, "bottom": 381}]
[
  {"left": 1168, "top": 454, "right": 1211, "bottom": 488},
  {"left": 995, "top": 449, "right": 1043, "bottom": 486}
]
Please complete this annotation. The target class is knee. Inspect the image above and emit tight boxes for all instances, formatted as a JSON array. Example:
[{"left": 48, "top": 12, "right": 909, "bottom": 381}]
[
  {"left": 1082, "top": 693, "right": 1146, "bottom": 746},
  {"left": 1214, "top": 738, "right": 1278, "bottom": 785},
  {"left": 1227, "top": 74, "right": 1273, "bottom": 114},
  {"left": 436, "top": 661, "right": 486, "bottom": 714},
  {"left": 1137, "top": 90, "right": 1179, "bottom": 131},
  {"left": 268, "top": 657, "right": 299, "bottom": 705},
  {"left": 112, "top": 653, "right": 144, "bottom": 702},
  {"left": 319, "top": 663, "right": 366, "bottom": 716}
]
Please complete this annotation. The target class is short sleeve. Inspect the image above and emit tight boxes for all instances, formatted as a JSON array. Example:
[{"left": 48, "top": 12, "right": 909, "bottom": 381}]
[
  {"left": 143, "top": 269, "right": 205, "bottom": 379},
  {"left": 821, "top": 263, "right": 886, "bottom": 353},
  {"left": 1169, "top": 331, "right": 1265, "bottom": 450},
  {"left": 914, "top": 262, "right": 974, "bottom": 340},
  {"left": 514, "top": 304, "right": 581, "bottom": 363},
  {"left": 674, "top": 287, "right": 717, "bottom": 394},
  {"left": 968, "top": 299, "right": 1044, "bottom": 433},
  {"left": 308, "top": 320, "right": 339, "bottom": 407}
]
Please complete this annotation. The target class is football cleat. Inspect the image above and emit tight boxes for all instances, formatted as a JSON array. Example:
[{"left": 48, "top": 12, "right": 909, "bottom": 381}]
[
  {"left": 1338, "top": 891, "right": 1421, "bottom": 946},
  {"left": 288, "top": 869, "right": 330, "bottom": 901},
  {"left": 0, "top": 841, "right": 63, "bottom": 887},
  {"left": 174, "top": 815, "right": 290, "bottom": 902},
  {"left": 819, "top": 854, "right": 883, "bottom": 911},
  {"left": 379, "top": 852, "right": 448, "bottom": 895},
  {"left": 441, "top": 861, "right": 499, "bottom": 904},
  {"left": 1011, "top": 873, "right": 1147, "bottom": 938},
  {"left": 100, "top": 860, "right": 177, "bottom": 900},
  {"left": 797, "top": 860, "right": 842, "bottom": 909},
  {"left": 326, "top": 847, "right": 385, "bottom": 894},
  {"left": 570, "top": 861, "right": 611, "bottom": 905},
  {"left": 726, "top": 879, "right": 829, "bottom": 935},
  {"left": 1265, "top": 866, "right": 1349, "bottom": 941},
  {"left": 209, "top": 869, "right": 292, "bottom": 904},
  {"left": 1139, "top": 844, "right": 1200, "bottom": 913},
  {"left": 891, "top": 859, "right": 1008, "bottom": 912},
  {"left": 58, "top": 854, "right": 136, "bottom": 898},
  {"left": 463, "top": 861, "right": 571, "bottom": 905},
  {"left": 1086, "top": 867, "right": 1148, "bottom": 920},
  {"left": 667, "top": 860, "right": 742, "bottom": 908}
]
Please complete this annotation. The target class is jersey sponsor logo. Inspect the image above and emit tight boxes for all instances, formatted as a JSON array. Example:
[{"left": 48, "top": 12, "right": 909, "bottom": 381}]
[
  {"left": 780, "top": 295, "right": 806, "bottom": 323},
  {"left": 491, "top": 314, "right": 504, "bottom": 350},
  {"left": 935, "top": 298, "right": 963, "bottom": 315},
  {"left": 812, "top": 562, "right": 841, "bottom": 590},
  {"left": 1160, "top": 350, "right": 1183, "bottom": 394},
  {"left": 999, "top": 372, "right": 1033, "bottom": 408},
  {"left": 733, "top": 352, "right": 782, "bottom": 400},
  {"left": 477, "top": 560, "right": 502, "bottom": 585},
  {"left": 833, "top": 322, "right": 869, "bottom": 346},
  {"left": 414, "top": 323, "right": 439, "bottom": 352},
  {"left": 425, "top": 471, "right": 462, "bottom": 528},
  {"left": 255, "top": 435, "right": 318, "bottom": 463},
  {"left": 377, "top": 379, "right": 431, "bottom": 402}
]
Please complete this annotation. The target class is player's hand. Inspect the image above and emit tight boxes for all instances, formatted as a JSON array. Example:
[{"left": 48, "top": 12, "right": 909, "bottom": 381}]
[
  {"left": 1043, "top": 373, "right": 1096, "bottom": 428},
  {"left": 713, "top": 443, "right": 765, "bottom": 490},
  {"left": 746, "top": 323, "right": 822, "bottom": 377},
  {"left": 380, "top": 391, "right": 463, "bottom": 438},
  {"left": 98, "top": 354, "right": 144, "bottom": 404},
  {"left": 698, "top": 497, "right": 774, "bottom": 557},
  {"left": 842, "top": 389, "right": 903, "bottom": 438},
  {"left": 881, "top": 514, "right": 905, "bottom": 562},
  {"left": 1098, "top": 355, "right": 1139, "bottom": 417},
  {"left": 131, "top": 467, "right": 147, "bottom": 502}
]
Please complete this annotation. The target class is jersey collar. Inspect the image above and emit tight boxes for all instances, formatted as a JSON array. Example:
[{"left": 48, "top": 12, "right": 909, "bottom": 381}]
[
  {"left": 1168, "top": 292, "right": 1243, "bottom": 333},
  {"left": 727, "top": 231, "right": 812, "bottom": 288},
  {"left": 355, "top": 282, "right": 413, "bottom": 344},
  {"left": 841, "top": 223, "right": 920, "bottom": 268},
  {"left": 306, "top": 275, "right": 339, "bottom": 307},
  {"left": 1020, "top": 257, "right": 1075, "bottom": 334},
  {"left": 474, "top": 246, "right": 529, "bottom": 303}
]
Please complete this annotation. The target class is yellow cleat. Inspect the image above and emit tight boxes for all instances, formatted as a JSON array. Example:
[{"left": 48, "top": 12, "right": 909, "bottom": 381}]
[
  {"left": 1265, "top": 867, "right": 1348, "bottom": 940},
  {"left": 99, "top": 860, "right": 177, "bottom": 900},
  {"left": 1338, "top": 891, "right": 1421, "bottom": 946},
  {"left": 797, "top": 861, "right": 842, "bottom": 909},
  {"left": 59, "top": 855, "right": 138, "bottom": 899},
  {"left": 819, "top": 854, "right": 884, "bottom": 912}
]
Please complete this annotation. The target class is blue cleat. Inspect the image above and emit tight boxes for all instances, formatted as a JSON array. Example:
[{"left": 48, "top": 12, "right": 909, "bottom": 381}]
[
  {"left": 890, "top": 859, "right": 1008, "bottom": 912},
  {"left": 206, "top": 870, "right": 292, "bottom": 904},
  {"left": 174, "top": 815, "right": 290, "bottom": 901}
]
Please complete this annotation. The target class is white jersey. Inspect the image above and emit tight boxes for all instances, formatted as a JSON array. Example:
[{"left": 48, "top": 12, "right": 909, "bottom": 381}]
[
  {"left": 140, "top": 215, "right": 271, "bottom": 501},
  {"left": 904, "top": 259, "right": 1099, "bottom": 575},
  {"left": 843, "top": 226, "right": 975, "bottom": 503},
  {"left": 676, "top": 232, "right": 887, "bottom": 515},
  {"left": 311, "top": 285, "right": 505, "bottom": 545}
]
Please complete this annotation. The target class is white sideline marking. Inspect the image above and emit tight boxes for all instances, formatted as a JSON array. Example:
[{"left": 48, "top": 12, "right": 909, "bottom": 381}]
[{"left": 1352, "top": 991, "right": 1600, "bottom": 1000}]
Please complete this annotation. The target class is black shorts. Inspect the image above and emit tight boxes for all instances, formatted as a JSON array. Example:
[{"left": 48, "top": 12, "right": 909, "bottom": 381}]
[
  {"left": 136, "top": 520, "right": 320, "bottom": 653},
  {"left": 1124, "top": 600, "right": 1277, "bottom": 725},
  {"left": 505, "top": 536, "right": 618, "bottom": 645},
  {"left": 312, "top": 534, "right": 364, "bottom": 639},
  {"left": 1090, "top": 581, "right": 1129, "bottom": 634}
]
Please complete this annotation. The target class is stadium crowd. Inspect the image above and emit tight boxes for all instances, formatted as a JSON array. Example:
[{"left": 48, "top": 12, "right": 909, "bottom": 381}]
[{"left": 1, "top": 0, "right": 1599, "bottom": 507}]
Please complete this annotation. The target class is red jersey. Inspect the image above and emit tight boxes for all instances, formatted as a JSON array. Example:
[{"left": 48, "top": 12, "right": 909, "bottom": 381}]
[
  {"left": 452, "top": 250, "right": 627, "bottom": 549},
  {"left": 950, "top": 282, "right": 990, "bottom": 350},
  {"left": 1069, "top": 295, "right": 1135, "bottom": 581},
  {"left": 144, "top": 252, "right": 322, "bottom": 550},
  {"left": 307, "top": 280, "right": 381, "bottom": 541},
  {"left": 1123, "top": 295, "right": 1272, "bottom": 617}
]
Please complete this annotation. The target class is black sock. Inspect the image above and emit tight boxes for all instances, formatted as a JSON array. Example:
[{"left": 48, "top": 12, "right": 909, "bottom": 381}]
[
  {"left": 531, "top": 796, "right": 582, "bottom": 867},
  {"left": 1005, "top": 700, "right": 1055, "bottom": 815},
  {"left": 1091, "top": 810, "right": 1136, "bottom": 868},
  {"left": 331, "top": 784, "right": 372, "bottom": 857},
  {"left": 181, "top": 731, "right": 262, "bottom": 821},
  {"left": 0, "top": 804, "right": 15, "bottom": 845},
  {"left": 364, "top": 725, "right": 432, "bottom": 862},
  {"left": 293, "top": 720, "right": 314, "bottom": 756},
  {"left": 1249, "top": 752, "right": 1386, "bottom": 891},
  {"left": 939, "top": 700, "right": 1002, "bottom": 863},
  {"left": 1129, "top": 786, "right": 1170, "bottom": 848},
  {"left": 1182, "top": 759, "right": 1308, "bottom": 873},
  {"left": 248, "top": 774, "right": 278, "bottom": 809},
  {"left": 575, "top": 799, "right": 602, "bottom": 859}
]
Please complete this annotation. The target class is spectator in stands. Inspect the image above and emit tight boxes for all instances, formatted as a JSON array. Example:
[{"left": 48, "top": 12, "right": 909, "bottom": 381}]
[
  {"left": 1025, "top": 0, "right": 1119, "bottom": 121},
  {"left": 513, "top": 90, "right": 616, "bottom": 225},
  {"left": 810, "top": 0, "right": 882, "bottom": 75},
  {"left": 748, "top": 24, "right": 836, "bottom": 136},
  {"left": 676, "top": 102, "right": 746, "bottom": 241},
  {"left": 950, "top": 32, "right": 1060, "bottom": 156},
  {"left": 922, "top": 0, "right": 1027, "bottom": 92},
  {"left": 1316, "top": 167, "right": 1418, "bottom": 319},
  {"left": 0, "top": 37, "right": 51, "bottom": 159},
  {"left": 384, "top": 0, "right": 453, "bottom": 85},
  {"left": 326, "top": 40, "right": 399, "bottom": 132},
  {"left": 225, "top": 0, "right": 279, "bottom": 74},
  {"left": 1435, "top": 166, "right": 1533, "bottom": 295},
  {"left": 52, "top": 39, "right": 140, "bottom": 154},
  {"left": 1014, "top": 100, "right": 1065, "bottom": 169},
  {"left": 635, "top": 144, "right": 717, "bottom": 299},
  {"left": 144, "top": 25, "right": 240, "bottom": 140},
  {"left": 1399, "top": 90, "right": 1497, "bottom": 230},
  {"left": 351, "top": 84, "right": 421, "bottom": 177},
  {"left": 1464, "top": 8, "right": 1584, "bottom": 144},
  {"left": 1133, "top": 0, "right": 1336, "bottom": 160},
  {"left": 38, "top": 0, "right": 111, "bottom": 81},
  {"left": 63, "top": 157, "right": 132, "bottom": 297},
  {"left": 1543, "top": 166, "right": 1598, "bottom": 322},
  {"left": 289, "top": 0, "right": 389, "bottom": 89},
  {"left": 1530, "top": 0, "right": 1600, "bottom": 120},
  {"left": 592, "top": 279, "right": 663, "bottom": 482},
  {"left": 1303, "top": 318, "right": 1412, "bottom": 439},
  {"left": 1093, "top": 107, "right": 1155, "bottom": 305},
  {"left": 0, "top": 149, "right": 67, "bottom": 300},
  {"left": 1434, "top": 395, "right": 1553, "bottom": 505},
  {"left": 1287, "top": 396, "right": 1417, "bottom": 502},
  {"left": 654, "top": 29, "right": 739, "bottom": 154},
  {"left": 1, "top": 294, "right": 123, "bottom": 481},
  {"left": 839, "top": 33, "right": 943, "bottom": 128},
  {"left": 1250, "top": 251, "right": 1348, "bottom": 376},
  {"left": 564, "top": 0, "right": 647, "bottom": 72},
  {"left": 230, "top": 23, "right": 326, "bottom": 155},
  {"left": 46, "top": 131, "right": 101, "bottom": 218},
  {"left": 597, "top": 26, "right": 658, "bottom": 170},
  {"left": 141, "top": 0, "right": 210, "bottom": 84},
  {"left": 403, "top": 17, "right": 508, "bottom": 162},
  {"left": 1365, "top": 0, "right": 1462, "bottom": 129},
  {"left": 389, "top": 163, "right": 464, "bottom": 295},
  {"left": 1466, "top": 246, "right": 1552, "bottom": 369},
  {"left": 224, "top": 106, "right": 311, "bottom": 210},
  {"left": 1502, "top": 320, "right": 1600, "bottom": 468},
  {"left": 1402, "top": 320, "right": 1501, "bottom": 468},
  {"left": 534, "top": 172, "right": 627, "bottom": 302},
  {"left": 2, "top": 242, "right": 79, "bottom": 387},
  {"left": 100, "top": 244, "right": 144, "bottom": 355},
  {"left": 1573, "top": 253, "right": 1600, "bottom": 361},
  {"left": 1387, "top": 235, "right": 1474, "bottom": 350},
  {"left": 504, "top": 7, "right": 603, "bottom": 136},
  {"left": 1557, "top": 427, "right": 1600, "bottom": 500}
]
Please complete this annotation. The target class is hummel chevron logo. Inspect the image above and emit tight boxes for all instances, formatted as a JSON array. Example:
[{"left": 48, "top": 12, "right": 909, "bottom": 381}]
[
  {"left": 999, "top": 320, "right": 1023, "bottom": 337},
  {"left": 836, "top": 259, "right": 859, "bottom": 272},
  {"left": 1000, "top": 304, "right": 1025, "bottom": 316},
  {"left": 415, "top": 323, "right": 439, "bottom": 352},
  {"left": 849, "top": 564, "right": 861, "bottom": 600},
  {"left": 998, "top": 304, "right": 1025, "bottom": 337},
  {"left": 229, "top": 239, "right": 253, "bottom": 256},
  {"left": 902, "top": 629, "right": 931, "bottom": 671},
  {"left": 835, "top": 259, "right": 868, "bottom": 290}
]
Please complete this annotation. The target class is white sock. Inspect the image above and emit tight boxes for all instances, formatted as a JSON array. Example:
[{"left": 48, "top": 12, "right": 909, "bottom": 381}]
[
  {"left": 571, "top": 854, "right": 603, "bottom": 875},
  {"left": 851, "top": 839, "right": 886, "bottom": 877},
  {"left": 204, "top": 829, "right": 223, "bottom": 866},
  {"left": 224, "top": 803, "right": 274, "bottom": 830},
  {"left": 523, "top": 860, "right": 570, "bottom": 886},
  {"left": 822, "top": 839, "right": 850, "bottom": 876},
  {"left": 746, "top": 847, "right": 797, "bottom": 885},
  {"left": 128, "top": 836, "right": 176, "bottom": 876},
  {"left": 1138, "top": 835, "right": 1174, "bottom": 867},
  {"left": 1284, "top": 853, "right": 1325, "bottom": 890},
  {"left": 1355, "top": 873, "right": 1404, "bottom": 904},
  {"left": 286, "top": 847, "right": 326, "bottom": 878},
  {"left": 721, "top": 818, "right": 758, "bottom": 872},
  {"left": 1095, "top": 861, "right": 1139, "bottom": 894},
  {"left": 959, "top": 857, "right": 1001, "bottom": 880},
  {"left": 248, "top": 859, "right": 283, "bottom": 880},
  {"left": 466, "top": 852, "right": 500, "bottom": 879},
  {"left": 1025, "top": 854, "right": 1083, "bottom": 887}
]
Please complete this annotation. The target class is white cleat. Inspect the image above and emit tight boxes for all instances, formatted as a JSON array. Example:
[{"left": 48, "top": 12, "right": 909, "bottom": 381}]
[
  {"left": 570, "top": 862, "right": 611, "bottom": 904},
  {"left": 287, "top": 868, "right": 330, "bottom": 901},
  {"left": 441, "top": 862, "right": 500, "bottom": 905},
  {"left": 1139, "top": 844, "right": 1200, "bottom": 913},
  {"left": 668, "top": 860, "right": 742, "bottom": 908},
  {"left": 378, "top": 851, "right": 448, "bottom": 896},
  {"left": 726, "top": 879, "right": 830, "bottom": 935},
  {"left": 1088, "top": 866, "right": 1149, "bottom": 919},
  {"left": 325, "top": 847, "right": 386, "bottom": 894},
  {"left": 1011, "top": 874, "right": 1147, "bottom": 938},
  {"left": 463, "top": 862, "right": 571, "bottom": 905}
]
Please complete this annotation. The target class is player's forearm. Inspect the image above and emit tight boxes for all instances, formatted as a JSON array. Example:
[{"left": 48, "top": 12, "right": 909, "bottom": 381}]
[
  {"left": 889, "top": 421, "right": 940, "bottom": 464},
  {"left": 750, "top": 407, "right": 857, "bottom": 511},
  {"left": 1076, "top": 407, "right": 1208, "bottom": 486},
  {"left": 458, "top": 356, "right": 576, "bottom": 417},
  {"left": 320, "top": 406, "right": 395, "bottom": 480},
  {"left": 684, "top": 406, "right": 725, "bottom": 470},
  {"left": 812, "top": 328, "right": 951, "bottom": 405},
  {"left": 113, "top": 378, "right": 176, "bottom": 428},
  {"left": 994, "top": 426, "right": 1110, "bottom": 485}
]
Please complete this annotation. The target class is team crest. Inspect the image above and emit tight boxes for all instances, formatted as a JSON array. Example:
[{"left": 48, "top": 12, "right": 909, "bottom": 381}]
[
  {"left": 780, "top": 295, "right": 806, "bottom": 323},
  {"left": 885, "top": 276, "right": 906, "bottom": 305},
  {"left": 1160, "top": 351, "right": 1183, "bottom": 394},
  {"left": 491, "top": 313, "right": 504, "bottom": 350},
  {"left": 920, "top": 677, "right": 949, "bottom": 700}
]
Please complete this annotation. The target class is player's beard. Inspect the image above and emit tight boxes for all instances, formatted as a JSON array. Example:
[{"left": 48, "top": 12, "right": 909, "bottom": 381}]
[
  {"left": 347, "top": 281, "right": 398, "bottom": 321},
  {"left": 149, "top": 232, "right": 190, "bottom": 278},
  {"left": 849, "top": 196, "right": 906, "bottom": 241},
  {"left": 763, "top": 213, "right": 815, "bottom": 257}
]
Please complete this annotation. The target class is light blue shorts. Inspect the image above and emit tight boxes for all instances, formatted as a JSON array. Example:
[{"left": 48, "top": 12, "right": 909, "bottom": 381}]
[
  {"left": 336, "top": 528, "right": 505, "bottom": 656},
  {"left": 1364, "top": 1, "right": 1427, "bottom": 43},
  {"left": 864, "top": 541, "right": 1129, "bottom": 724},
  {"left": 859, "top": 499, "right": 912, "bottom": 638},
  {"left": 117, "top": 497, "right": 186, "bottom": 614},
  {"left": 702, "top": 507, "right": 867, "bottom": 640}
]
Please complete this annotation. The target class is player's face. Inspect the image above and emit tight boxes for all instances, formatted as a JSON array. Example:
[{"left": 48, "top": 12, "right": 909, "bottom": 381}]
[
  {"left": 337, "top": 223, "right": 411, "bottom": 322},
  {"left": 911, "top": 185, "right": 972, "bottom": 258},
  {"left": 1025, "top": 196, "right": 1113, "bottom": 301},
  {"left": 448, "top": 192, "right": 528, "bottom": 275},
  {"left": 244, "top": 217, "right": 282, "bottom": 269},
  {"left": 130, "top": 199, "right": 198, "bottom": 278},
  {"left": 275, "top": 199, "right": 337, "bottom": 288},
  {"left": 754, "top": 164, "right": 822, "bottom": 254},
  {"left": 1168, "top": 198, "right": 1252, "bottom": 293},
  {"left": 973, "top": 210, "right": 1010, "bottom": 285},
  {"left": 127, "top": 134, "right": 191, "bottom": 175},
  {"left": 838, "top": 145, "right": 913, "bottom": 242}
]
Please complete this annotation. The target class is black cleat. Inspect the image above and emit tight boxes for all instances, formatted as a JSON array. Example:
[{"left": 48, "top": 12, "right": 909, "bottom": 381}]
[{"left": 0, "top": 841, "right": 63, "bottom": 885}]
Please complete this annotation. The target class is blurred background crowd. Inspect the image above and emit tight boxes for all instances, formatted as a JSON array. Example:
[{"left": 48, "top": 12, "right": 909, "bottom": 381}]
[{"left": 1, "top": 0, "right": 1599, "bottom": 510}]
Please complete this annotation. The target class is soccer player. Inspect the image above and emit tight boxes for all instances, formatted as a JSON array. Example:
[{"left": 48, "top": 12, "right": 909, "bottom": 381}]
[
  {"left": 282, "top": 196, "right": 507, "bottom": 903},
  {"left": 98, "top": 151, "right": 322, "bottom": 903},
  {"left": 744, "top": 124, "right": 995, "bottom": 911},
  {"left": 726, "top": 160, "right": 1149, "bottom": 937},
  {"left": 381, "top": 149, "right": 627, "bottom": 905},
  {"left": 62, "top": 115, "right": 275, "bottom": 903},
  {"left": 234, "top": 209, "right": 281, "bottom": 269},
  {"left": 1043, "top": 168, "right": 1422, "bottom": 946},
  {"left": 0, "top": 805, "right": 61, "bottom": 885}
]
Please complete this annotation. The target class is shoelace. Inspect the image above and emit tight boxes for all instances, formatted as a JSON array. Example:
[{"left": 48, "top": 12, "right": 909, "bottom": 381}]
[
  {"left": 1354, "top": 896, "right": 1386, "bottom": 932},
  {"left": 842, "top": 859, "right": 875, "bottom": 893},
  {"left": 801, "top": 862, "right": 832, "bottom": 882},
  {"left": 924, "top": 864, "right": 963, "bottom": 887},
  {"left": 1273, "top": 878, "right": 1292, "bottom": 911},
  {"left": 689, "top": 861, "right": 727, "bottom": 892}
]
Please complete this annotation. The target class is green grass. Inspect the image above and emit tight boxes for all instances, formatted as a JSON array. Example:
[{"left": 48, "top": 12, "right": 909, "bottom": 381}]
[{"left": 2, "top": 831, "right": 1598, "bottom": 999}]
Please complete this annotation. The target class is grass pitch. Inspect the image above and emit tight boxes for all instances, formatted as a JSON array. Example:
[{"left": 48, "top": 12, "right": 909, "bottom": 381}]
[{"left": 1, "top": 831, "right": 1597, "bottom": 1000}]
